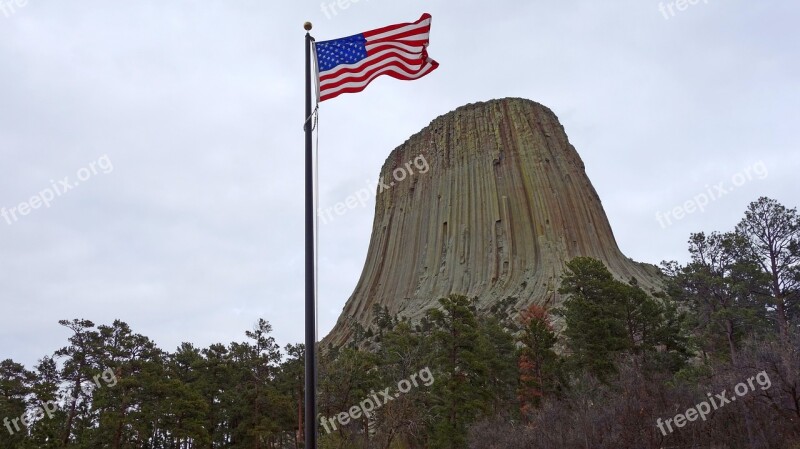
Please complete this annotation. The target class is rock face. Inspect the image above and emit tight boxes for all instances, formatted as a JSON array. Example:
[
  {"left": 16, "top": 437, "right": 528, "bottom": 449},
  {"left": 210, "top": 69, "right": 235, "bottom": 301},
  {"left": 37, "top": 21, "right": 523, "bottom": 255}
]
[{"left": 325, "top": 98, "right": 661, "bottom": 345}]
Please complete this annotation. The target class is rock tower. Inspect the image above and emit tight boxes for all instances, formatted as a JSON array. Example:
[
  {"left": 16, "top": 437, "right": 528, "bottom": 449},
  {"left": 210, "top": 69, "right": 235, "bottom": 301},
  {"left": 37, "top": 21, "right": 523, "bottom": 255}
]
[{"left": 326, "top": 98, "right": 661, "bottom": 345}]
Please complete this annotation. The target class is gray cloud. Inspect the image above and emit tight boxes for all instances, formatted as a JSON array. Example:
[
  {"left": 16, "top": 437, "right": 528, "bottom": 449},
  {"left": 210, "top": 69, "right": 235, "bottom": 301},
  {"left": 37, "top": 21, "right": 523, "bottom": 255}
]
[{"left": 1, "top": 0, "right": 797, "bottom": 366}]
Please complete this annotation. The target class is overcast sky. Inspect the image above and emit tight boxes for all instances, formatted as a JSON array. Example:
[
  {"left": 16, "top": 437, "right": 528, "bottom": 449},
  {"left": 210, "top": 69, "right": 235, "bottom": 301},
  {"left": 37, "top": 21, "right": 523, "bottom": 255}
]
[{"left": 1, "top": 0, "right": 797, "bottom": 368}]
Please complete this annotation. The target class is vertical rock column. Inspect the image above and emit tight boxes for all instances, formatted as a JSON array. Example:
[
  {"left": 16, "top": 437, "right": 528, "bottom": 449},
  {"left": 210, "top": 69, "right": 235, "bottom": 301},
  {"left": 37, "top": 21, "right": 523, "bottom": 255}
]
[{"left": 325, "top": 98, "right": 661, "bottom": 346}]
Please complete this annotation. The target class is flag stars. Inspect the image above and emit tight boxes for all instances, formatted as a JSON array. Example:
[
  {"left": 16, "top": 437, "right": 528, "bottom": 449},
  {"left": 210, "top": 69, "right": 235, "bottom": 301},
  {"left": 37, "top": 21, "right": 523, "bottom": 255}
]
[
  {"left": 315, "top": 34, "right": 368, "bottom": 71},
  {"left": 313, "top": 14, "right": 438, "bottom": 101}
]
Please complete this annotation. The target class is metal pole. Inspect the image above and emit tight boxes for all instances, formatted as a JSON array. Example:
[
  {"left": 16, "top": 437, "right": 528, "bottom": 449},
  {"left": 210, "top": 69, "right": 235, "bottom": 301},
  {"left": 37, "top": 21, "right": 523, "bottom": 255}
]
[{"left": 303, "top": 21, "right": 317, "bottom": 449}]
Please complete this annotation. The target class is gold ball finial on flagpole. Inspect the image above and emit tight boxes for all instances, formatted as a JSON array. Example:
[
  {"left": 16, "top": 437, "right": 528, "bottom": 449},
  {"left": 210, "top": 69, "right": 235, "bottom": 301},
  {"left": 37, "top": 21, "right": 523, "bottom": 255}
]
[{"left": 304, "top": 22, "right": 313, "bottom": 31}]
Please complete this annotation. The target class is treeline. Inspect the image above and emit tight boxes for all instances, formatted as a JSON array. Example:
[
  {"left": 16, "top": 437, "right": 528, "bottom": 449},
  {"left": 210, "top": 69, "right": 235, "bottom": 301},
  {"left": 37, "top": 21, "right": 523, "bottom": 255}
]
[
  {"left": 0, "top": 318, "right": 305, "bottom": 449},
  {"left": 1, "top": 197, "right": 798, "bottom": 449}
]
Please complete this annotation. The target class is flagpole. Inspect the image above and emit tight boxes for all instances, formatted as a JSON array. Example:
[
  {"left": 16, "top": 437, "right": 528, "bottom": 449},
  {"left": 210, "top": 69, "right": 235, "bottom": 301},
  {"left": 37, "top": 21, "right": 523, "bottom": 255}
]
[{"left": 303, "top": 21, "right": 317, "bottom": 449}]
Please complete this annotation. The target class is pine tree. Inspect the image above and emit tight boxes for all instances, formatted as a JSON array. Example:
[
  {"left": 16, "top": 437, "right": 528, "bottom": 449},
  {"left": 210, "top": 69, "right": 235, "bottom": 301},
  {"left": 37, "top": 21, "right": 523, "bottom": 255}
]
[
  {"left": 374, "top": 319, "right": 433, "bottom": 449},
  {"left": 426, "top": 294, "right": 490, "bottom": 449},
  {"left": 317, "top": 346, "right": 379, "bottom": 447},
  {"left": 558, "top": 257, "right": 688, "bottom": 380},
  {"left": 274, "top": 343, "right": 304, "bottom": 449},
  {"left": 201, "top": 342, "right": 236, "bottom": 448},
  {"left": 91, "top": 320, "right": 164, "bottom": 448},
  {"left": 53, "top": 319, "right": 101, "bottom": 446},
  {"left": 27, "top": 356, "right": 63, "bottom": 448},
  {"left": 736, "top": 197, "right": 800, "bottom": 386},
  {"left": 517, "top": 305, "right": 561, "bottom": 419},
  {"left": 158, "top": 343, "right": 211, "bottom": 448},
  {"left": 662, "top": 232, "right": 769, "bottom": 364},
  {"left": 0, "top": 359, "right": 33, "bottom": 449},
  {"left": 477, "top": 315, "right": 518, "bottom": 417},
  {"left": 226, "top": 319, "right": 284, "bottom": 448}
]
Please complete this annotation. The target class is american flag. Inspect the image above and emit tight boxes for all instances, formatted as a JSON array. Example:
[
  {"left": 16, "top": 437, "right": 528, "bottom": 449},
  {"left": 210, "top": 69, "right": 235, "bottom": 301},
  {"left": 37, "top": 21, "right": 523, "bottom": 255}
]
[{"left": 314, "top": 13, "right": 439, "bottom": 102}]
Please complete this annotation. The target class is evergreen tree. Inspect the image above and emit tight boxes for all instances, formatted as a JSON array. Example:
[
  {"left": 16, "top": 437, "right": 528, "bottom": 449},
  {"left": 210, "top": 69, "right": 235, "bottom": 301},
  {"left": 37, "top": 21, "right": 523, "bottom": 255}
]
[
  {"left": 274, "top": 343, "right": 304, "bottom": 449},
  {"left": 516, "top": 305, "right": 561, "bottom": 419},
  {"left": 158, "top": 343, "right": 212, "bottom": 448},
  {"left": 736, "top": 197, "right": 800, "bottom": 388},
  {"left": 375, "top": 319, "right": 434, "bottom": 449},
  {"left": 226, "top": 319, "right": 283, "bottom": 448},
  {"left": 557, "top": 258, "right": 630, "bottom": 379},
  {"left": 200, "top": 343, "right": 236, "bottom": 448},
  {"left": 662, "top": 232, "right": 769, "bottom": 364},
  {"left": 426, "top": 294, "right": 490, "bottom": 449},
  {"left": 318, "top": 346, "right": 379, "bottom": 447},
  {"left": 736, "top": 197, "right": 800, "bottom": 338},
  {"left": 53, "top": 319, "right": 101, "bottom": 447},
  {"left": 91, "top": 320, "right": 164, "bottom": 449},
  {"left": 476, "top": 315, "right": 518, "bottom": 417},
  {"left": 0, "top": 359, "right": 33, "bottom": 449},
  {"left": 27, "top": 356, "right": 64, "bottom": 449},
  {"left": 558, "top": 257, "right": 688, "bottom": 380}
]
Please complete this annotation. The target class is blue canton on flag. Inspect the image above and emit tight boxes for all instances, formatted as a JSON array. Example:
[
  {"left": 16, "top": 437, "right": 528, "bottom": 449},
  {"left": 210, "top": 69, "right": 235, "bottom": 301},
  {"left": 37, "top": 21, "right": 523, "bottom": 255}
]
[
  {"left": 313, "top": 13, "right": 438, "bottom": 102},
  {"left": 316, "top": 34, "right": 368, "bottom": 72}
]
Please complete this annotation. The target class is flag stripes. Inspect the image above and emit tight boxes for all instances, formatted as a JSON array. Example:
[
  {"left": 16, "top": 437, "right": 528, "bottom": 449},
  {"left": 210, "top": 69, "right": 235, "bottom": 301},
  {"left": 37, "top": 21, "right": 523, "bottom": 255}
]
[{"left": 315, "top": 13, "right": 439, "bottom": 102}]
